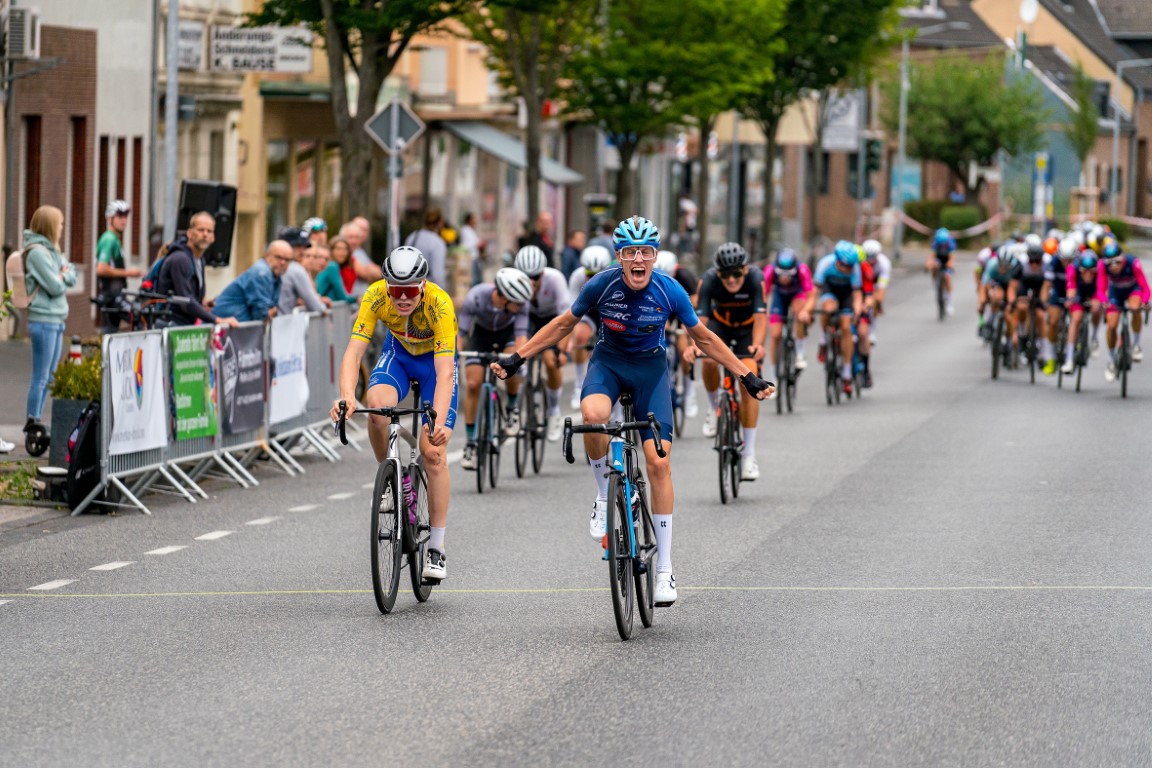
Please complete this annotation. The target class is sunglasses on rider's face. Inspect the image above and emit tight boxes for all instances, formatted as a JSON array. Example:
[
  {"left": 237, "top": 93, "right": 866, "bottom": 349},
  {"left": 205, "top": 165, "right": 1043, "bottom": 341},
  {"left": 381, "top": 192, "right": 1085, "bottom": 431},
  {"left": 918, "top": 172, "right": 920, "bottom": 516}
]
[
  {"left": 719, "top": 268, "right": 744, "bottom": 281},
  {"left": 388, "top": 284, "right": 422, "bottom": 300},
  {"left": 1106, "top": 256, "right": 1124, "bottom": 267}
]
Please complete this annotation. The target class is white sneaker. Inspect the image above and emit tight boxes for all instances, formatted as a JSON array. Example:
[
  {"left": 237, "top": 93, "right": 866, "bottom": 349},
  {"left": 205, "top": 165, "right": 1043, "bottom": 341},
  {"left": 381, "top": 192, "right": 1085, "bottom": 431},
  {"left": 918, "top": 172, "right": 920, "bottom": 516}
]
[
  {"left": 589, "top": 498, "right": 607, "bottom": 539},
  {"left": 504, "top": 409, "right": 521, "bottom": 436},
  {"left": 702, "top": 409, "right": 717, "bottom": 438},
  {"left": 422, "top": 549, "right": 446, "bottom": 581},
  {"left": 741, "top": 455, "right": 760, "bottom": 481},
  {"left": 0, "top": 438, "right": 13, "bottom": 454},
  {"left": 1133, "top": 345, "right": 1143, "bottom": 362},
  {"left": 794, "top": 357, "right": 807, "bottom": 371},
  {"left": 569, "top": 390, "right": 581, "bottom": 410},
  {"left": 546, "top": 414, "right": 562, "bottom": 442},
  {"left": 1061, "top": 359, "right": 1075, "bottom": 375},
  {"left": 1105, "top": 361, "right": 1118, "bottom": 382},
  {"left": 460, "top": 443, "right": 478, "bottom": 470},
  {"left": 684, "top": 395, "right": 699, "bottom": 418},
  {"left": 654, "top": 572, "right": 677, "bottom": 606}
]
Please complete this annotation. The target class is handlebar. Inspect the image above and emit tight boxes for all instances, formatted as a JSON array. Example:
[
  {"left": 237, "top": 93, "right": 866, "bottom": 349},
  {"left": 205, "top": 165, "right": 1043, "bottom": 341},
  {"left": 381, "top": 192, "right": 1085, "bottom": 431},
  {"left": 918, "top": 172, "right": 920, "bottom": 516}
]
[
  {"left": 561, "top": 411, "right": 667, "bottom": 464},
  {"left": 456, "top": 350, "right": 505, "bottom": 362},
  {"left": 334, "top": 399, "right": 437, "bottom": 446}
]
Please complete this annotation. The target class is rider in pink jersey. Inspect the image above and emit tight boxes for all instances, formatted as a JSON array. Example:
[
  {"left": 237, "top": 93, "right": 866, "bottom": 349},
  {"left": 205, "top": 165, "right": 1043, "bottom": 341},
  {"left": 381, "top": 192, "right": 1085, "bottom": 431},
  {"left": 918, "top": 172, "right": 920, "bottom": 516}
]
[
  {"left": 764, "top": 248, "right": 815, "bottom": 373},
  {"left": 1095, "top": 237, "right": 1150, "bottom": 380}
]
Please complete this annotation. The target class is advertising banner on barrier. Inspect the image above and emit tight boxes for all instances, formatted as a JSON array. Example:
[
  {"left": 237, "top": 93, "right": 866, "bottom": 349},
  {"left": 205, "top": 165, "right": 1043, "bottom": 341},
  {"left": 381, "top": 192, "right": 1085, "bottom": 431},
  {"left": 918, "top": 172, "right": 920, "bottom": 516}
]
[
  {"left": 107, "top": 333, "right": 168, "bottom": 456},
  {"left": 169, "top": 327, "right": 218, "bottom": 440},
  {"left": 220, "top": 324, "right": 266, "bottom": 435},
  {"left": 269, "top": 313, "right": 310, "bottom": 425}
]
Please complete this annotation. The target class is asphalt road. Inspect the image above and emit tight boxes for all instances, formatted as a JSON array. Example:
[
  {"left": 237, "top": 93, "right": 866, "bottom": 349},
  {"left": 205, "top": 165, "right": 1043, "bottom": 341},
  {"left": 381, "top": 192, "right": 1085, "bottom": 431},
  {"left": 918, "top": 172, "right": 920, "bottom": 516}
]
[{"left": 4, "top": 262, "right": 1152, "bottom": 767}]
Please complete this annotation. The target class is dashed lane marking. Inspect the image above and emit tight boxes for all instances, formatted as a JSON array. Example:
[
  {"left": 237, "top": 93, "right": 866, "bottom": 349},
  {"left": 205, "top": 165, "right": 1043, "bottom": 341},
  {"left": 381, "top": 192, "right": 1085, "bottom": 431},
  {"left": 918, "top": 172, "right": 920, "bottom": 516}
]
[
  {"left": 361, "top": 483, "right": 374, "bottom": 489},
  {"left": 89, "top": 562, "right": 134, "bottom": 571},
  {"left": 145, "top": 546, "right": 187, "bottom": 555},
  {"left": 288, "top": 504, "right": 317, "bottom": 512},
  {"left": 0, "top": 600, "right": 10, "bottom": 605},
  {"left": 194, "top": 531, "right": 233, "bottom": 541},
  {"left": 327, "top": 492, "right": 354, "bottom": 501},
  {"left": 246, "top": 517, "right": 280, "bottom": 526},
  {"left": 27, "top": 580, "right": 76, "bottom": 591}
]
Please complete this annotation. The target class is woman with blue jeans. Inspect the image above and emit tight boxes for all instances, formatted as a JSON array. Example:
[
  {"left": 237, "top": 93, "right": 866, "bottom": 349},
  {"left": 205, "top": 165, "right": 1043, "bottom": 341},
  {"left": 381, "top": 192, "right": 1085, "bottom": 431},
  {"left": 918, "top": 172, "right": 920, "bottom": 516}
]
[{"left": 23, "top": 205, "right": 75, "bottom": 436}]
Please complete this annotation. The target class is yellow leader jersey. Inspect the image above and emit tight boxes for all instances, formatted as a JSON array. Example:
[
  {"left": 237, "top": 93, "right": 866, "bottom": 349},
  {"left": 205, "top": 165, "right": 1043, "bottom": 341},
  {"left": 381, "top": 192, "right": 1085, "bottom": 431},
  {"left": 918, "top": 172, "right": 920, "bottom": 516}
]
[{"left": 351, "top": 280, "right": 458, "bottom": 357}]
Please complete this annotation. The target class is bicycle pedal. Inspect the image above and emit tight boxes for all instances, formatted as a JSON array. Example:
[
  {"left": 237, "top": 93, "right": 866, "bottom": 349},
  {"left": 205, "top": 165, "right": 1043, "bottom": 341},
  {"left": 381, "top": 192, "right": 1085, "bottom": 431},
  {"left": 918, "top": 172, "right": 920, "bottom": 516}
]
[{"left": 421, "top": 577, "right": 442, "bottom": 586}]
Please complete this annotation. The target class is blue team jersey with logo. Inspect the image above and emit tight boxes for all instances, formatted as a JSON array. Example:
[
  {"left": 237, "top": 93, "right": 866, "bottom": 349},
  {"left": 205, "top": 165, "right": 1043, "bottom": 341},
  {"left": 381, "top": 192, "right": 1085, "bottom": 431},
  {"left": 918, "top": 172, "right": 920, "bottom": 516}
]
[{"left": 570, "top": 267, "right": 699, "bottom": 356}]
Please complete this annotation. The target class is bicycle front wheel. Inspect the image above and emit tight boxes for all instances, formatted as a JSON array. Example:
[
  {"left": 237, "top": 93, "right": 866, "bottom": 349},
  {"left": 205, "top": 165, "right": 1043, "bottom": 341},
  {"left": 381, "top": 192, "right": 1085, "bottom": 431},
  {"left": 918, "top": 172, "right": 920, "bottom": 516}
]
[
  {"left": 488, "top": 402, "right": 502, "bottom": 488},
  {"left": 529, "top": 379, "right": 547, "bottom": 474},
  {"left": 370, "top": 460, "right": 403, "bottom": 614},
  {"left": 474, "top": 393, "right": 490, "bottom": 494},
  {"left": 716, "top": 393, "right": 733, "bottom": 505},
  {"left": 633, "top": 482, "right": 656, "bottom": 629},
  {"left": 605, "top": 474, "right": 635, "bottom": 641},
  {"left": 407, "top": 463, "right": 433, "bottom": 602}
]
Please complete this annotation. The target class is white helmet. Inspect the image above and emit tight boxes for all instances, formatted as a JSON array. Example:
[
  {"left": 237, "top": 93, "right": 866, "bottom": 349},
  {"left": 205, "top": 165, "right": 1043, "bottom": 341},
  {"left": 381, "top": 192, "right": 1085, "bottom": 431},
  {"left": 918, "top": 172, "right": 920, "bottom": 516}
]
[
  {"left": 105, "top": 199, "right": 130, "bottom": 218},
  {"left": 655, "top": 250, "right": 678, "bottom": 274},
  {"left": 494, "top": 267, "right": 533, "bottom": 303},
  {"left": 862, "top": 239, "right": 882, "bottom": 259},
  {"left": 382, "top": 245, "right": 429, "bottom": 285},
  {"left": 514, "top": 245, "right": 547, "bottom": 278},
  {"left": 580, "top": 245, "right": 611, "bottom": 273},
  {"left": 1058, "top": 237, "right": 1077, "bottom": 261}
]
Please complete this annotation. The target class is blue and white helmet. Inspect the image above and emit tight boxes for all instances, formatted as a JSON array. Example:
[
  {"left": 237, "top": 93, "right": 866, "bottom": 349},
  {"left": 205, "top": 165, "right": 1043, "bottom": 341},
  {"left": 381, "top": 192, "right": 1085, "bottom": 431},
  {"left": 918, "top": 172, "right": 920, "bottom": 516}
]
[
  {"left": 833, "top": 240, "right": 859, "bottom": 267},
  {"left": 613, "top": 215, "right": 661, "bottom": 250}
]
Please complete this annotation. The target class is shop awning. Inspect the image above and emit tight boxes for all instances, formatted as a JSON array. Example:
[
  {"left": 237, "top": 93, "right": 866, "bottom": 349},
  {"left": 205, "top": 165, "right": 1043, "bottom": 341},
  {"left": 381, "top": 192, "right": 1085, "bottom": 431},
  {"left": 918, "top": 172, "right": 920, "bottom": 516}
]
[{"left": 441, "top": 121, "right": 583, "bottom": 186}]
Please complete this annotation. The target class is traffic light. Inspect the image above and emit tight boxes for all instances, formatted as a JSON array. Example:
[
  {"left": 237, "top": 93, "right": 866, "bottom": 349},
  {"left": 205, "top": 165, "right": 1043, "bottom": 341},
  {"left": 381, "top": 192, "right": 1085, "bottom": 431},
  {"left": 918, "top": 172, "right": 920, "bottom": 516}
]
[{"left": 865, "top": 139, "right": 883, "bottom": 173}]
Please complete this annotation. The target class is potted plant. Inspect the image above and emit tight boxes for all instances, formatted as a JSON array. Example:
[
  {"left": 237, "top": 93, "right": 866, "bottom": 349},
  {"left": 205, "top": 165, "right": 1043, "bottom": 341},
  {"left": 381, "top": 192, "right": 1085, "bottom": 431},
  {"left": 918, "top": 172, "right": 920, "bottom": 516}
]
[{"left": 48, "top": 348, "right": 102, "bottom": 468}]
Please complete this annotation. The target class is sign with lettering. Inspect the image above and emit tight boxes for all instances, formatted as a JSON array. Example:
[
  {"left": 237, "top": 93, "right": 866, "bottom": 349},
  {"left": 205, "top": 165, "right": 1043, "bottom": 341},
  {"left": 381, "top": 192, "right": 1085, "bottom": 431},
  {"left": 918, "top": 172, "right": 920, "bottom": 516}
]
[
  {"left": 169, "top": 327, "right": 217, "bottom": 440},
  {"left": 219, "top": 324, "right": 266, "bottom": 435},
  {"left": 210, "top": 26, "right": 313, "bottom": 73},
  {"left": 178, "top": 20, "right": 204, "bottom": 71},
  {"left": 107, "top": 332, "right": 168, "bottom": 456},
  {"left": 269, "top": 313, "right": 309, "bottom": 425}
]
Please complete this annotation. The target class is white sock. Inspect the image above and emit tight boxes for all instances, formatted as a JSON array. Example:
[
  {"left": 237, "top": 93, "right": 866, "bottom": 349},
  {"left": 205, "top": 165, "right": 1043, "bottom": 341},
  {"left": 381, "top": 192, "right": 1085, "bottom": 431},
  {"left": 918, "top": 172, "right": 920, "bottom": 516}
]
[
  {"left": 590, "top": 457, "right": 610, "bottom": 500},
  {"left": 1135, "top": 332, "right": 1142, "bottom": 348},
  {"left": 683, "top": 377, "right": 695, "bottom": 401},
  {"left": 653, "top": 514, "right": 672, "bottom": 573},
  {"left": 945, "top": 291, "right": 952, "bottom": 305},
  {"left": 574, "top": 361, "right": 588, "bottom": 390},
  {"left": 706, "top": 388, "right": 720, "bottom": 410},
  {"left": 841, "top": 362, "right": 852, "bottom": 379},
  {"left": 1092, "top": 324, "right": 1099, "bottom": 342},
  {"left": 742, "top": 427, "right": 756, "bottom": 457},
  {"left": 429, "top": 527, "right": 445, "bottom": 552},
  {"left": 1040, "top": 338, "right": 1052, "bottom": 361},
  {"left": 795, "top": 338, "right": 806, "bottom": 357},
  {"left": 547, "top": 387, "right": 561, "bottom": 415},
  {"left": 1065, "top": 341, "right": 1074, "bottom": 363}
]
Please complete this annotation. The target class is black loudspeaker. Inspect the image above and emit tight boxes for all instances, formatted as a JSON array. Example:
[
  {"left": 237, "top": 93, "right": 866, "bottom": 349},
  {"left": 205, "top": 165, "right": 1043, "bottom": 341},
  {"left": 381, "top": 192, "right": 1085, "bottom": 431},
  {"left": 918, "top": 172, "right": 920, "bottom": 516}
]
[{"left": 177, "top": 180, "right": 237, "bottom": 268}]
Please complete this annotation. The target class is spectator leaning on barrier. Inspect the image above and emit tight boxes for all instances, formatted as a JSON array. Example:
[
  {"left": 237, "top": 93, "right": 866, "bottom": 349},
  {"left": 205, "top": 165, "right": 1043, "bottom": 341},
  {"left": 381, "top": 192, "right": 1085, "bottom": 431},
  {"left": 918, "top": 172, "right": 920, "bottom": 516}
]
[
  {"left": 213, "top": 240, "right": 292, "bottom": 322},
  {"left": 341, "top": 217, "right": 381, "bottom": 297},
  {"left": 155, "top": 211, "right": 237, "bottom": 328},
  {"left": 22, "top": 205, "right": 76, "bottom": 437},
  {"left": 276, "top": 226, "right": 327, "bottom": 315},
  {"left": 313, "top": 243, "right": 356, "bottom": 305},
  {"left": 560, "top": 228, "right": 585, "bottom": 280},
  {"left": 404, "top": 207, "right": 448, "bottom": 288},
  {"left": 94, "top": 199, "right": 142, "bottom": 333},
  {"left": 302, "top": 243, "right": 336, "bottom": 308}
]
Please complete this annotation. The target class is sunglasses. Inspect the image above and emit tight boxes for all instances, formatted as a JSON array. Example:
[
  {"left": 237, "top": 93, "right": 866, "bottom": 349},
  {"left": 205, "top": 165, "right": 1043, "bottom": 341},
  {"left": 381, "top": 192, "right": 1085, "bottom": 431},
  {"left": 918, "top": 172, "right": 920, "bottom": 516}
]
[
  {"left": 719, "top": 269, "right": 744, "bottom": 280},
  {"left": 618, "top": 246, "right": 656, "bottom": 261},
  {"left": 388, "top": 284, "right": 423, "bottom": 300}
]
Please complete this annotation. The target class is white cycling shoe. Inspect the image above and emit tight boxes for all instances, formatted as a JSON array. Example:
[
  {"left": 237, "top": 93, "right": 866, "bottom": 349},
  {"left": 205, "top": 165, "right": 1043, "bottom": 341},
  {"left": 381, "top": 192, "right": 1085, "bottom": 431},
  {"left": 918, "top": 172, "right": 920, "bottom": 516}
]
[
  {"left": 546, "top": 415, "right": 563, "bottom": 442},
  {"left": 1061, "top": 359, "right": 1075, "bottom": 374},
  {"left": 702, "top": 409, "right": 717, "bottom": 438},
  {"left": 589, "top": 498, "right": 607, "bottom": 539},
  {"left": 741, "top": 455, "right": 760, "bottom": 481},
  {"left": 654, "top": 573, "right": 677, "bottom": 606},
  {"left": 684, "top": 396, "right": 699, "bottom": 419}
]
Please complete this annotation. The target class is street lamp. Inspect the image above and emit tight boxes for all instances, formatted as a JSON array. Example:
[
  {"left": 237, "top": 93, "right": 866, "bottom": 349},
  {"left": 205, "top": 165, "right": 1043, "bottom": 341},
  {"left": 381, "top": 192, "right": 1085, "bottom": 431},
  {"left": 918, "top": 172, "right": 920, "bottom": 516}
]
[
  {"left": 893, "top": 21, "right": 969, "bottom": 262},
  {"left": 1110, "top": 58, "right": 1152, "bottom": 217}
]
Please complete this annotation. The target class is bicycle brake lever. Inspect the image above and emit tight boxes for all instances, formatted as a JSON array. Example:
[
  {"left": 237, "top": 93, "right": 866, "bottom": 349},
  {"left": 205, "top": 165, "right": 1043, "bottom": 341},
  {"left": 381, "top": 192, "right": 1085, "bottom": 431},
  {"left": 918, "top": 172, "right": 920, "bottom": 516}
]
[
  {"left": 336, "top": 400, "right": 348, "bottom": 445},
  {"left": 562, "top": 417, "right": 575, "bottom": 464},
  {"left": 423, "top": 400, "right": 437, "bottom": 435},
  {"left": 646, "top": 412, "right": 667, "bottom": 458}
]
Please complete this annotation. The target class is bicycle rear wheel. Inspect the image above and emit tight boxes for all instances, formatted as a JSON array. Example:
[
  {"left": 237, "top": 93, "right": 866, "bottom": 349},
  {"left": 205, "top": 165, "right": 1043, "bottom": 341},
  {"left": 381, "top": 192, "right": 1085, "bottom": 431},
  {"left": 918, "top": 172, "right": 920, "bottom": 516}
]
[
  {"left": 716, "top": 393, "right": 733, "bottom": 505},
  {"left": 514, "top": 416, "right": 528, "bottom": 479},
  {"left": 605, "top": 474, "right": 635, "bottom": 641},
  {"left": 1028, "top": 318, "right": 1037, "bottom": 385},
  {"left": 633, "top": 482, "right": 656, "bottom": 629},
  {"left": 937, "top": 274, "right": 946, "bottom": 321},
  {"left": 407, "top": 464, "right": 433, "bottom": 602},
  {"left": 1121, "top": 323, "right": 1131, "bottom": 398},
  {"left": 370, "top": 461, "right": 403, "bottom": 614}
]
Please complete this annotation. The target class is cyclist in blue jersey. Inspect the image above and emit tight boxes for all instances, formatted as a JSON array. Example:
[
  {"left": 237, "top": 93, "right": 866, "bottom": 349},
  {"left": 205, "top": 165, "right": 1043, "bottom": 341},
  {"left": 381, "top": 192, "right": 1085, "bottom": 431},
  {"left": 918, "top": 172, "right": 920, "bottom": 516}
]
[
  {"left": 491, "top": 216, "right": 773, "bottom": 608},
  {"left": 928, "top": 227, "right": 956, "bottom": 315},
  {"left": 814, "top": 241, "right": 864, "bottom": 395}
]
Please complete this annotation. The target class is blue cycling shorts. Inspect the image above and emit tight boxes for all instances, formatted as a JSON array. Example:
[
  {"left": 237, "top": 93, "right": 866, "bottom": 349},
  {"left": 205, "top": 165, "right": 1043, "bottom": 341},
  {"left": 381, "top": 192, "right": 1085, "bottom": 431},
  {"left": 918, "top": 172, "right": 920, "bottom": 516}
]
[
  {"left": 819, "top": 291, "right": 855, "bottom": 316},
  {"left": 582, "top": 347, "right": 672, "bottom": 443},
  {"left": 368, "top": 332, "right": 459, "bottom": 430}
]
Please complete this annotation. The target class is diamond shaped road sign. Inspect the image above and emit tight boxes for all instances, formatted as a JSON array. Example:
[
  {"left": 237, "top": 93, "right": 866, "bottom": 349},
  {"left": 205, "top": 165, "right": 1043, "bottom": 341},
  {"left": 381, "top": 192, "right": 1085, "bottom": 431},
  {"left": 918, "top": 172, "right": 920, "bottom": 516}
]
[{"left": 364, "top": 100, "right": 425, "bottom": 155}]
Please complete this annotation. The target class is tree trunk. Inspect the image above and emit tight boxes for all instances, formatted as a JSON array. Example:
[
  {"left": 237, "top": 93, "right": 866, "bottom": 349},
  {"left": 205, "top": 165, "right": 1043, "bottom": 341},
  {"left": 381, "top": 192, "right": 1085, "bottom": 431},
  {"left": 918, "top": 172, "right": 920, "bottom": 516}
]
[
  {"left": 696, "top": 116, "right": 714, "bottom": 273},
  {"left": 807, "top": 92, "right": 830, "bottom": 241},
  {"left": 614, "top": 140, "right": 638, "bottom": 219},
  {"left": 760, "top": 117, "right": 780, "bottom": 254},
  {"left": 522, "top": 16, "right": 542, "bottom": 238}
]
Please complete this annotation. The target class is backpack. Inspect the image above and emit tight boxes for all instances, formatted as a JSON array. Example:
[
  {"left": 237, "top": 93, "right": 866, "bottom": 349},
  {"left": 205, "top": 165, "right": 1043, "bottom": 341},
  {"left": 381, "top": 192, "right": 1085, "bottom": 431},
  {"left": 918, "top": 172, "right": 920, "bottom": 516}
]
[
  {"left": 66, "top": 401, "right": 106, "bottom": 512},
  {"left": 4, "top": 248, "right": 38, "bottom": 309}
]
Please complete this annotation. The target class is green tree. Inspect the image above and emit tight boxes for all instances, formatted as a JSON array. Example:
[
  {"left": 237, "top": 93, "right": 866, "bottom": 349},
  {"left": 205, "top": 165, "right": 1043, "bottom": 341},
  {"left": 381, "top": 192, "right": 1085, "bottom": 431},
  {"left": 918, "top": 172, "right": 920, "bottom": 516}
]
[
  {"left": 460, "top": 0, "right": 600, "bottom": 233},
  {"left": 740, "top": 0, "right": 904, "bottom": 245},
  {"left": 881, "top": 52, "right": 1049, "bottom": 197},
  {"left": 1064, "top": 62, "right": 1100, "bottom": 186},
  {"left": 248, "top": 0, "right": 468, "bottom": 220}
]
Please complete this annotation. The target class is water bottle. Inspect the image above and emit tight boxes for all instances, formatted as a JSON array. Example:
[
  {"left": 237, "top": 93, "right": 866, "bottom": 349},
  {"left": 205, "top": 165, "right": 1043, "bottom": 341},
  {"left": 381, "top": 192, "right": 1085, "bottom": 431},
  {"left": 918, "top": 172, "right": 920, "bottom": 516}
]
[{"left": 402, "top": 472, "right": 416, "bottom": 524}]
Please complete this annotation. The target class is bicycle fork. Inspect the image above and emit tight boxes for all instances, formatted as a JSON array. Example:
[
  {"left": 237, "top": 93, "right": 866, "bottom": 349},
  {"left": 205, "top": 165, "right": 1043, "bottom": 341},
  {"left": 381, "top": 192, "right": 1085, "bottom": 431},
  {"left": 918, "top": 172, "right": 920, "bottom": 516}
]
[{"left": 602, "top": 437, "right": 640, "bottom": 566}]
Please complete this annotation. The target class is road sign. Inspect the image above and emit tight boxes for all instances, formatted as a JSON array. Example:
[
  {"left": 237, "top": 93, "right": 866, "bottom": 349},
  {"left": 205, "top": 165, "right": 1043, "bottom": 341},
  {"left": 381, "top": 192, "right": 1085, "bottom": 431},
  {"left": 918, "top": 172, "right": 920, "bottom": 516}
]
[{"left": 364, "top": 100, "right": 425, "bottom": 155}]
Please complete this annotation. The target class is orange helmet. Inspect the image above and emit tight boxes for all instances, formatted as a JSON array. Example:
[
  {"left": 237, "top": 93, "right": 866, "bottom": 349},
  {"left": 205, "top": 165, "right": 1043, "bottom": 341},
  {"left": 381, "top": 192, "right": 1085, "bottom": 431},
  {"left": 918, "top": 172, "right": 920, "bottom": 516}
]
[{"left": 1042, "top": 237, "right": 1059, "bottom": 256}]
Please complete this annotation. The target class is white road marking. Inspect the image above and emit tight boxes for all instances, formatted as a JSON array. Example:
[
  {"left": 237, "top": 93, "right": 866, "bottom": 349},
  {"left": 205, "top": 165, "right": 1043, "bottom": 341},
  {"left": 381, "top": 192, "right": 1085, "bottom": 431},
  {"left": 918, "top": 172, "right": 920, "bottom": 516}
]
[
  {"left": 361, "top": 482, "right": 374, "bottom": 489},
  {"left": 28, "top": 580, "right": 75, "bottom": 591},
  {"left": 89, "top": 561, "right": 134, "bottom": 571},
  {"left": 288, "top": 504, "right": 317, "bottom": 512},
  {"left": 246, "top": 517, "right": 280, "bottom": 526},
  {"left": 327, "top": 492, "right": 354, "bottom": 501},
  {"left": 0, "top": 600, "right": 11, "bottom": 605},
  {"left": 145, "top": 545, "right": 187, "bottom": 555},
  {"left": 195, "top": 530, "right": 234, "bottom": 541}
]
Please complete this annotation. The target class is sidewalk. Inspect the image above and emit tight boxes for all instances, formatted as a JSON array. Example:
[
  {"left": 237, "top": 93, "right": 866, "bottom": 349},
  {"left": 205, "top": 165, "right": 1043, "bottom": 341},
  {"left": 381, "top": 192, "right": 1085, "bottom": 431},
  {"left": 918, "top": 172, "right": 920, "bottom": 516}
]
[{"left": 0, "top": 339, "right": 43, "bottom": 461}]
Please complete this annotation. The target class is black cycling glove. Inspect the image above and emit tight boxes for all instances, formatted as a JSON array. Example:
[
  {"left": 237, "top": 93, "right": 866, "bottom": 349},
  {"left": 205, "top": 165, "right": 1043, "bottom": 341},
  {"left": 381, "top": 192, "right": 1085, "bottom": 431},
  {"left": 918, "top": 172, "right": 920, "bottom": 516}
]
[
  {"left": 497, "top": 351, "right": 525, "bottom": 378},
  {"left": 740, "top": 371, "right": 774, "bottom": 397}
]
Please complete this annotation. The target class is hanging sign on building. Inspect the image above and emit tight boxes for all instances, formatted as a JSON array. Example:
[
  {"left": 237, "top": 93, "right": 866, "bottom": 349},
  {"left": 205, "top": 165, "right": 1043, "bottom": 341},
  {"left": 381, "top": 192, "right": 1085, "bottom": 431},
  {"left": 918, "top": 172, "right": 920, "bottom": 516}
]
[
  {"left": 210, "top": 26, "right": 313, "bottom": 73},
  {"left": 178, "top": 20, "right": 204, "bottom": 71}
]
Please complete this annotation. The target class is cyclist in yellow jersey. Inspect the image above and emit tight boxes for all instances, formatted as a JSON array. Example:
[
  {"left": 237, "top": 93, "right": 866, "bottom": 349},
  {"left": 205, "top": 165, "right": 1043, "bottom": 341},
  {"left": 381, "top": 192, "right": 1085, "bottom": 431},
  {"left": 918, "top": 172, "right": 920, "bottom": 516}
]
[{"left": 331, "top": 246, "right": 459, "bottom": 581}]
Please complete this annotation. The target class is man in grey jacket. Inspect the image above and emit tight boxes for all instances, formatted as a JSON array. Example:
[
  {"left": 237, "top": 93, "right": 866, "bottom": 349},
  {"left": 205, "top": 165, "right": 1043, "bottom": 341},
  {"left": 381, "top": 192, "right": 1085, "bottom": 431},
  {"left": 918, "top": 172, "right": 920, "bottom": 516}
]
[{"left": 276, "top": 226, "right": 327, "bottom": 315}]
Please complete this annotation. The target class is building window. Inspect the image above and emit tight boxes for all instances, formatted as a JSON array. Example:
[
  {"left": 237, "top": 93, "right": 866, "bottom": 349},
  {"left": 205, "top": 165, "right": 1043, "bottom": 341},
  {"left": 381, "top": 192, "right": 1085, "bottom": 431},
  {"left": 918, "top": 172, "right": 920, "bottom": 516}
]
[
  {"left": 23, "top": 116, "right": 42, "bottom": 226},
  {"left": 97, "top": 135, "right": 109, "bottom": 243},
  {"left": 294, "top": 140, "right": 317, "bottom": 224},
  {"left": 418, "top": 47, "right": 448, "bottom": 98},
  {"left": 132, "top": 137, "right": 144, "bottom": 256},
  {"left": 70, "top": 118, "right": 87, "bottom": 260},
  {"left": 266, "top": 140, "right": 289, "bottom": 242},
  {"left": 321, "top": 141, "right": 342, "bottom": 228},
  {"left": 900, "top": 0, "right": 944, "bottom": 17},
  {"left": 806, "top": 149, "right": 829, "bottom": 196},
  {"left": 210, "top": 130, "right": 224, "bottom": 183}
]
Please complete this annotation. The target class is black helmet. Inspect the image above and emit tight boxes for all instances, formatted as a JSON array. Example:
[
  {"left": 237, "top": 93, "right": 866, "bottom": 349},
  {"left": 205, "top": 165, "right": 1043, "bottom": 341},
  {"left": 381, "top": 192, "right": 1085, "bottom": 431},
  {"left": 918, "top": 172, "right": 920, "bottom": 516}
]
[{"left": 714, "top": 242, "right": 748, "bottom": 270}]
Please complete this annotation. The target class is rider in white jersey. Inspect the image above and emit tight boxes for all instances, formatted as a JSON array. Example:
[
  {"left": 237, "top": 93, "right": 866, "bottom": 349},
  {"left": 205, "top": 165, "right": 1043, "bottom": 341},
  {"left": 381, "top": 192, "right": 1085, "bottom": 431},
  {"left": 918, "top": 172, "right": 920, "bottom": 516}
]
[{"left": 514, "top": 246, "right": 572, "bottom": 441}]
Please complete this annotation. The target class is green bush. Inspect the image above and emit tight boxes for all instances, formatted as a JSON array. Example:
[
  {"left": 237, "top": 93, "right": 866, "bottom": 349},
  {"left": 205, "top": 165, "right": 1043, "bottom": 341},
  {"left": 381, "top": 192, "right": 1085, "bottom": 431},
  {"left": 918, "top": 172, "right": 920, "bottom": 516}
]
[
  {"left": 940, "top": 205, "right": 984, "bottom": 247},
  {"left": 50, "top": 349, "right": 102, "bottom": 401},
  {"left": 1099, "top": 217, "right": 1131, "bottom": 243}
]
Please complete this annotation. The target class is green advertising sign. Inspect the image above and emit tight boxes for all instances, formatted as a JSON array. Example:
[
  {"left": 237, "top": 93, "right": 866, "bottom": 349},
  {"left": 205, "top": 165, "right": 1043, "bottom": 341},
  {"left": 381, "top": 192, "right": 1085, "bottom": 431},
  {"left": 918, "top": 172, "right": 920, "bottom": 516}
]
[{"left": 170, "top": 327, "right": 217, "bottom": 440}]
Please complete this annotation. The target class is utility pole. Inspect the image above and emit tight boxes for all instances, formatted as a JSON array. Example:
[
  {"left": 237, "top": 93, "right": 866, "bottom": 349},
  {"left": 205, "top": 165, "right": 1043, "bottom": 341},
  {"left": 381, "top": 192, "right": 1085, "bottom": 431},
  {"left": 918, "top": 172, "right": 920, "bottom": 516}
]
[{"left": 163, "top": 0, "right": 178, "bottom": 241}]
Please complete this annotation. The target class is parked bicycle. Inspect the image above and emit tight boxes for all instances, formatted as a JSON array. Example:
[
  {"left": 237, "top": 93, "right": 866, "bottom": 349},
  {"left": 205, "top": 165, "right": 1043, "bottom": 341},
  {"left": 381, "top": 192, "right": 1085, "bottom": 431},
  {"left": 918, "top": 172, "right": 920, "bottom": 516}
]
[
  {"left": 334, "top": 390, "right": 437, "bottom": 614},
  {"left": 562, "top": 393, "right": 661, "bottom": 641}
]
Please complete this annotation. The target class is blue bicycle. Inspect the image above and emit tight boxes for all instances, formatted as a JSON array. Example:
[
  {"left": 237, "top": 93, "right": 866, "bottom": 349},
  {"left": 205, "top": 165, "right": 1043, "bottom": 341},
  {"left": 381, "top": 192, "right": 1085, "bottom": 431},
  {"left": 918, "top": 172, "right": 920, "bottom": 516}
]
[{"left": 563, "top": 393, "right": 663, "bottom": 641}]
